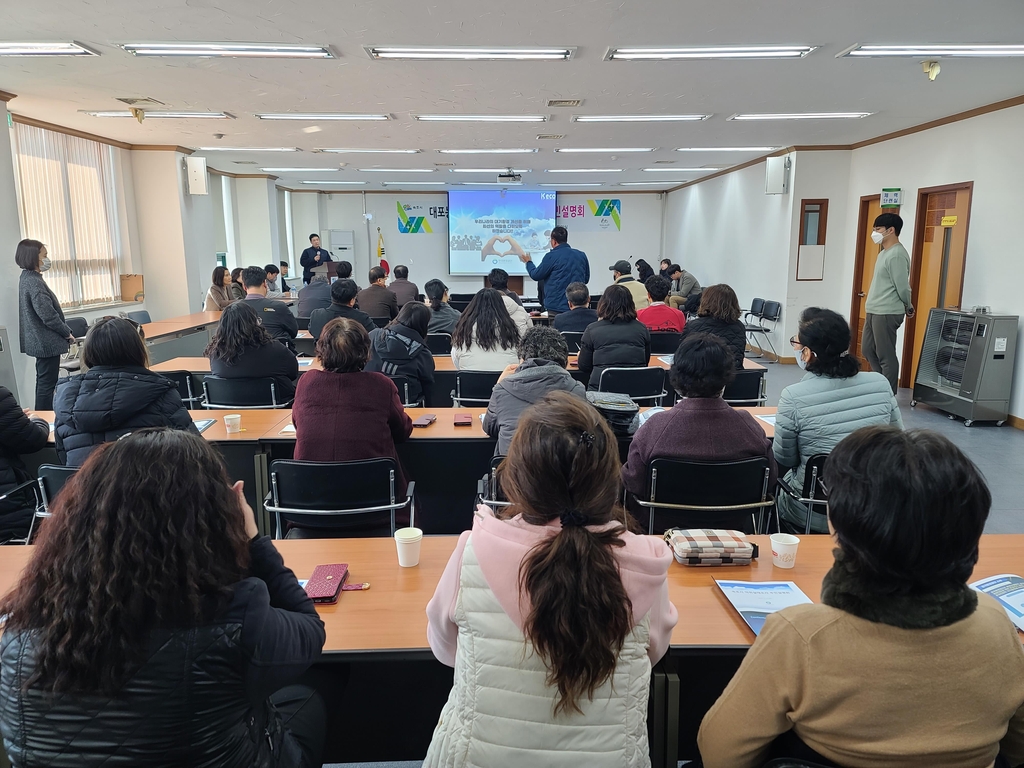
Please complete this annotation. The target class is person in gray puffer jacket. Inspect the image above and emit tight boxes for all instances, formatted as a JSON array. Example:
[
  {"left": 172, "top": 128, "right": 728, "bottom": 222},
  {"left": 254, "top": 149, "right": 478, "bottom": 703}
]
[{"left": 483, "top": 326, "right": 588, "bottom": 455}]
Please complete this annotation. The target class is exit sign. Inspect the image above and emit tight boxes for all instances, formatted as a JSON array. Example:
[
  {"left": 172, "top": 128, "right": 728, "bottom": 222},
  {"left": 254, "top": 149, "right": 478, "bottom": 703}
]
[{"left": 881, "top": 188, "right": 902, "bottom": 208}]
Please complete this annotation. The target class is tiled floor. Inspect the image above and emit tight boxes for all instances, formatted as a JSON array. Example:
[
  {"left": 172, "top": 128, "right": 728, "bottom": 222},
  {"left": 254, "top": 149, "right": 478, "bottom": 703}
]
[{"left": 761, "top": 358, "right": 1024, "bottom": 533}]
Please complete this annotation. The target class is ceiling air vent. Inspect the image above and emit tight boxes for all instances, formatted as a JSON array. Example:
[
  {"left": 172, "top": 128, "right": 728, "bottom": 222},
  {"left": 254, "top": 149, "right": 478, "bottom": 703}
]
[
  {"left": 537, "top": 134, "right": 565, "bottom": 140},
  {"left": 116, "top": 97, "right": 165, "bottom": 107},
  {"left": 653, "top": 160, "right": 676, "bottom": 164},
  {"left": 233, "top": 161, "right": 259, "bottom": 165},
  {"left": 547, "top": 99, "right": 583, "bottom": 108},
  {"left": 434, "top": 162, "right": 455, "bottom": 167}
]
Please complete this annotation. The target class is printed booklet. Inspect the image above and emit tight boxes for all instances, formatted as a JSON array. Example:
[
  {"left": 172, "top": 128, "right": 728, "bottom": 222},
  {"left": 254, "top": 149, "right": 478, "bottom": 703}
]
[
  {"left": 716, "top": 580, "right": 813, "bottom": 636},
  {"left": 971, "top": 574, "right": 1024, "bottom": 632}
]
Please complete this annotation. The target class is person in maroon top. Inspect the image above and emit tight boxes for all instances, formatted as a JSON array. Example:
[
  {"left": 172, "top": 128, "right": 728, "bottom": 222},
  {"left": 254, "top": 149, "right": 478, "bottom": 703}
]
[
  {"left": 291, "top": 318, "right": 413, "bottom": 496},
  {"left": 637, "top": 276, "right": 686, "bottom": 333}
]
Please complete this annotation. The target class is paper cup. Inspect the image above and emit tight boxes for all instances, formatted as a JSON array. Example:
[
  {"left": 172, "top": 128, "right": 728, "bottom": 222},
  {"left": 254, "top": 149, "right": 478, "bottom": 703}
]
[
  {"left": 395, "top": 527, "right": 423, "bottom": 568},
  {"left": 770, "top": 533, "right": 800, "bottom": 569},
  {"left": 224, "top": 414, "right": 242, "bottom": 433}
]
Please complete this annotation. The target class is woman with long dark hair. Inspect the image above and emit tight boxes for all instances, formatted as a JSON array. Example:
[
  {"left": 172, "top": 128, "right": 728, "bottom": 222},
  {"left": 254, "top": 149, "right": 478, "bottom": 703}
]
[
  {"left": 0, "top": 429, "right": 326, "bottom": 767},
  {"left": 635, "top": 258, "right": 655, "bottom": 284},
  {"left": 205, "top": 301, "right": 299, "bottom": 401},
  {"left": 425, "top": 392, "right": 676, "bottom": 766},
  {"left": 577, "top": 284, "right": 651, "bottom": 389},
  {"left": 451, "top": 288, "right": 521, "bottom": 371},
  {"left": 424, "top": 278, "right": 461, "bottom": 335},
  {"left": 204, "top": 265, "right": 238, "bottom": 311},
  {"left": 229, "top": 267, "right": 246, "bottom": 301},
  {"left": 366, "top": 302, "right": 436, "bottom": 405}
]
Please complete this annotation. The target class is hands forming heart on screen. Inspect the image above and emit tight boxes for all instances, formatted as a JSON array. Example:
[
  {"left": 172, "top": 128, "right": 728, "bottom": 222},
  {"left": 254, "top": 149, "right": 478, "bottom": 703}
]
[{"left": 481, "top": 235, "right": 528, "bottom": 261}]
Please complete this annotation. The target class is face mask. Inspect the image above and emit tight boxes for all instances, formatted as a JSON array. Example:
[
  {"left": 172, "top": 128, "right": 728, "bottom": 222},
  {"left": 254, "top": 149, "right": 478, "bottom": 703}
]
[
  {"left": 870, "top": 230, "right": 885, "bottom": 245},
  {"left": 40, "top": 257, "right": 52, "bottom": 272},
  {"left": 795, "top": 349, "right": 808, "bottom": 370}
]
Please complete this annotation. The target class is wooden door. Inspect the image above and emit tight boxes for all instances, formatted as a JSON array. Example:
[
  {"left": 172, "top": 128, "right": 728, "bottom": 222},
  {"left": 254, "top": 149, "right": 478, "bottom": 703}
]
[
  {"left": 902, "top": 183, "right": 973, "bottom": 388},
  {"left": 849, "top": 196, "right": 889, "bottom": 365}
]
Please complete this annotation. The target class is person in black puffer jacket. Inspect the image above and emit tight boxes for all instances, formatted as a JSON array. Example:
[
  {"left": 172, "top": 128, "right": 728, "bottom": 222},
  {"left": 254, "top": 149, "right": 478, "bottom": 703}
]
[
  {"left": 0, "top": 386, "right": 50, "bottom": 541},
  {"left": 365, "top": 302, "right": 435, "bottom": 406},
  {"left": 0, "top": 428, "right": 326, "bottom": 768},
  {"left": 577, "top": 284, "right": 651, "bottom": 390},
  {"left": 53, "top": 317, "right": 198, "bottom": 466},
  {"left": 678, "top": 284, "right": 748, "bottom": 371}
]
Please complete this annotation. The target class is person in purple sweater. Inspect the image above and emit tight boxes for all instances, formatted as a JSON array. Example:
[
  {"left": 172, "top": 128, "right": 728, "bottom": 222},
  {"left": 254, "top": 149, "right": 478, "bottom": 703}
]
[{"left": 622, "top": 333, "right": 777, "bottom": 526}]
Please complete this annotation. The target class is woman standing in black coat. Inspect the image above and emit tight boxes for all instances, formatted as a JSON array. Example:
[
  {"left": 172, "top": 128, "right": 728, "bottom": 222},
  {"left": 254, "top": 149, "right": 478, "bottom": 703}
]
[
  {"left": 0, "top": 386, "right": 50, "bottom": 541},
  {"left": 0, "top": 428, "right": 326, "bottom": 767},
  {"left": 206, "top": 301, "right": 300, "bottom": 403},
  {"left": 577, "top": 284, "right": 651, "bottom": 390},
  {"left": 16, "top": 240, "right": 74, "bottom": 410},
  {"left": 678, "top": 284, "right": 748, "bottom": 370}
]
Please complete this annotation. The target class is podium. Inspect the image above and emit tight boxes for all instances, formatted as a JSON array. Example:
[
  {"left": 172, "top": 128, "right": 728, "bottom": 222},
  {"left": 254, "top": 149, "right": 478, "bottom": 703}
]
[{"left": 311, "top": 263, "right": 340, "bottom": 281}]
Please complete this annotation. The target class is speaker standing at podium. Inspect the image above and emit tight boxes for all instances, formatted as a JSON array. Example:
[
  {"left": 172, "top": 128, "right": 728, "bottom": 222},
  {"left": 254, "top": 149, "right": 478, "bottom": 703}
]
[{"left": 299, "top": 233, "right": 332, "bottom": 285}]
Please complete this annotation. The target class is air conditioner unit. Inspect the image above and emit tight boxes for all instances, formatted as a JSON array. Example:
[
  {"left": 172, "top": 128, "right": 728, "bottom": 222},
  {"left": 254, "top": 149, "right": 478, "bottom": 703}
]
[{"left": 765, "top": 156, "right": 790, "bottom": 195}]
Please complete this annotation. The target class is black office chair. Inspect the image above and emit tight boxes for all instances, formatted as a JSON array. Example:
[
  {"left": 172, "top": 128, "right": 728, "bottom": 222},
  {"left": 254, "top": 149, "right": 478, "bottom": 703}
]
[
  {"left": 388, "top": 375, "right": 423, "bottom": 407},
  {"left": 59, "top": 316, "right": 90, "bottom": 376},
  {"left": 560, "top": 331, "right": 584, "bottom": 354},
  {"left": 426, "top": 333, "right": 453, "bottom": 355},
  {"left": 596, "top": 367, "right": 667, "bottom": 405},
  {"left": 477, "top": 455, "right": 511, "bottom": 510},
  {"left": 370, "top": 316, "right": 390, "bottom": 329},
  {"left": 649, "top": 331, "right": 682, "bottom": 355},
  {"left": 746, "top": 299, "right": 782, "bottom": 361},
  {"left": 202, "top": 375, "right": 289, "bottom": 409},
  {"left": 451, "top": 370, "right": 501, "bottom": 407},
  {"left": 743, "top": 298, "right": 766, "bottom": 328},
  {"left": 776, "top": 454, "right": 829, "bottom": 535},
  {"left": 296, "top": 316, "right": 311, "bottom": 331},
  {"left": 265, "top": 458, "right": 415, "bottom": 539},
  {"left": 449, "top": 301, "right": 471, "bottom": 313},
  {"left": 26, "top": 465, "right": 79, "bottom": 543},
  {"left": 630, "top": 456, "right": 774, "bottom": 535},
  {"left": 160, "top": 370, "right": 204, "bottom": 408},
  {"left": 124, "top": 310, "right": 152, "bottom": 325},
  {"left": 723, "top": 369, "right": 768, "bottom": 407}
]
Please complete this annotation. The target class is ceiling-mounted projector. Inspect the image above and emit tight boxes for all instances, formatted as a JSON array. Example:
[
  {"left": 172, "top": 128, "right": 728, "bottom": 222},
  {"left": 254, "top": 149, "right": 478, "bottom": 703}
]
[{"left": 497, "top": 170, "right": 522, "bottom": 183}]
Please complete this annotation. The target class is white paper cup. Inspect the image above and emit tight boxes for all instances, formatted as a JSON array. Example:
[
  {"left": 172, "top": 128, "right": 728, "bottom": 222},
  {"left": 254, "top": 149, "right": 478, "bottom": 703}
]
[
  {"left": 224, "top": 414, "right": 242, "bottom": 434},
  {"left": 770, "top": 533, "right": 800, "bottom": 569},
  {"left": 395, "top": 527, "right": 423, "bottom": 567}
]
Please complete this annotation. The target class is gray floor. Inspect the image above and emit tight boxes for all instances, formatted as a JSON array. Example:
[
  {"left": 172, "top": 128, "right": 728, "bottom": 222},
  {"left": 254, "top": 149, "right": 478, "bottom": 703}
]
[{"left": 761, "top": 357, "right": 1024, "bottom": 533}]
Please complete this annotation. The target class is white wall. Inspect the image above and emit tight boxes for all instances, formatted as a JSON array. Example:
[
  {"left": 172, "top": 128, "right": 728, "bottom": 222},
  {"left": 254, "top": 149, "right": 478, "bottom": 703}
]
[
  {"left": 235, "top": 177, "right": 280, "bottom": 267},
  {"left": 289, "top": 191, "right": 320, "bottom": 267},
  {"left": 0, "top": 101, "right": 32, "bottom": 400}
]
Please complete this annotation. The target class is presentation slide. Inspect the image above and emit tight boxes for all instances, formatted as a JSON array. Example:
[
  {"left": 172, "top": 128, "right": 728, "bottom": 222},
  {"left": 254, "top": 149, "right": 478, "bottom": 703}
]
[{"left": 448, "top": 190, "right": 556, "bottom": 276}]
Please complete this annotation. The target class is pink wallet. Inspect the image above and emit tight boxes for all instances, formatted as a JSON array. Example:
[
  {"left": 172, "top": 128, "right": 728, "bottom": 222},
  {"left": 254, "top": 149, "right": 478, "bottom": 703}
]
[{"left": 304, "top": 564, "right": 349, "bottom": 603}]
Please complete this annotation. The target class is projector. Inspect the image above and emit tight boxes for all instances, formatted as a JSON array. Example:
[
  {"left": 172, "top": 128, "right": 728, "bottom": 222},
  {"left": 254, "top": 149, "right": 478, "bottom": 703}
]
[{"left": 497, "top": 171, "right": 522, "bottom": 183}]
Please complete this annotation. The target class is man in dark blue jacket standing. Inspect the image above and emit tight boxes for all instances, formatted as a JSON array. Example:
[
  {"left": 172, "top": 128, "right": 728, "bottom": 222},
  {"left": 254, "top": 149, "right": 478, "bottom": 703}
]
[
  {"left": 518, "top": 226, "right": 590, "bottom": 314},
  {"left": 299, "top": 233, "right": 332, "bottom": 285}
]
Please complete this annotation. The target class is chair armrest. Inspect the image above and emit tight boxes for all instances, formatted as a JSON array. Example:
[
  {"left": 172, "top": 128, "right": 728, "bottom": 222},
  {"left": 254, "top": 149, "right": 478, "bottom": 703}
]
[{"left": 775, "top": 476, "right": 804, "bottom": 501}]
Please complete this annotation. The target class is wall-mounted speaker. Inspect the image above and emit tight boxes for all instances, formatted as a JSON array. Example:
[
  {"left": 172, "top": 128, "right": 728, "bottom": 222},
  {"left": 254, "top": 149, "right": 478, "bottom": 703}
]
[{"left": 186, "top": 156, "right": 209, "bottom": 195}]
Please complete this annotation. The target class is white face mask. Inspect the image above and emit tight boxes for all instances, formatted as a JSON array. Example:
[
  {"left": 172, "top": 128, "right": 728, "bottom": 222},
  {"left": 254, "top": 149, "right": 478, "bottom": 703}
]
[
  {"left": 40, "top": 257, "right": 52, "bottom": 272},
  {"left": 870, "top": 230, "right": 886, "bottom": 245},
  {"left": 795, "top": 348, "right": 809, "bottom": 370}
]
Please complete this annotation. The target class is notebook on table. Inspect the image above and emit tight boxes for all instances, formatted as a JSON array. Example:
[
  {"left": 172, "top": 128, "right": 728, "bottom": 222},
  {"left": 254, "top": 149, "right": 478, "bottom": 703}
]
[{"left": 715, "top": 580, "right": 812, "bottom": 636}]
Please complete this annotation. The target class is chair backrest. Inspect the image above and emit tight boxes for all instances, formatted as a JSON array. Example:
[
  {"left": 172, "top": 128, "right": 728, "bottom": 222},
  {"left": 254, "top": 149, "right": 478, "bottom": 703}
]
[
  {"left": 478, "top": 454, "right": 510, "bottom": 508},
  {"left": 370, "top": 316, "right": 390, "bottom": 329},
  {"left": 642, "top": 456, "right": 772, "bottom": 534},
  {"left": 37, "top": 465, "right": 78, "bottom": 513},
  {"left": 453, "top": 370, "right": 501, "bottom": 406},
  {"left": 747, "top": 297, "right": 765, "bottom": 318},
  {"left": 268, "top": 458, "right": 407, "bottom": 536},
  {"left": 801, "top": 454, "right": 830, "bottom": 502},
  {"left": 202, "top": 375, "right": 283, "bottom": 408},
  {"left": 425, "top": 333, "right": 452, "bottom": 355},
  {"left": 649, "top": 331, "right": 682, "bottom": 355},
  {"left": 449, "top": 293, "right": 475, "bottom": 302},
  {"left": 560, "top": 331, "right": 584, "bottom": 354},
  {"left": 160, "top": 370, "right": 202, "bottom": 406},
  {"left": 124, "top": 310, "right": 152, "bottom": 325},
  {"left": 296, "top": 316, "right": 311, "bottom": 331},
  {"left": 449, "top": 300, "right": 471, "bottom": 313},
  {"left": 65, "top": 316, "right": 89, "bottom": 338},
  {"left": 597, "top": 367, "right": 667, "bottom": 404},
  {"left": 722, "top": 369, "right": 767, "bottom": 406},
  {"left": 387, "top": 375, "right": 420, "bottom": 407},
  {"left": 761, "top": 300, "right": 783, "bottom": 323}
]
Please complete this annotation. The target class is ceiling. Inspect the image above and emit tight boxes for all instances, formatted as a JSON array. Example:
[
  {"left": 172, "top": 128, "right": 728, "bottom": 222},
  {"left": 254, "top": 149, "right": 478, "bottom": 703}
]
[{"left": 3, "top": 0, "right": 1024, "bottom": 190}]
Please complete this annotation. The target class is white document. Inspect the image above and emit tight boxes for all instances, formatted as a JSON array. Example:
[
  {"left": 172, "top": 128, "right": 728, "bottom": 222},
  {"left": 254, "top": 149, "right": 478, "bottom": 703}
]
[
  {"left": 755, "top": 415, "right": 777, "bottom": 426},
  {"left": 715, "top": 580, "right": 812, "bottom": 636},
  {"left": 971, "top": 574, "right": 1024, "bottom": 632}
]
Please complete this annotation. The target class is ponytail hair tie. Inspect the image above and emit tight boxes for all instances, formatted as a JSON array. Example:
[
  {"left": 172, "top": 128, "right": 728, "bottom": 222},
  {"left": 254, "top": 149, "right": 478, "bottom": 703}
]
[
  {"left": 578, "top": 431, "right": 595, "bottom": 447},
  {"left": 560, "top": 509, "right": 590, "bottom": 528}
]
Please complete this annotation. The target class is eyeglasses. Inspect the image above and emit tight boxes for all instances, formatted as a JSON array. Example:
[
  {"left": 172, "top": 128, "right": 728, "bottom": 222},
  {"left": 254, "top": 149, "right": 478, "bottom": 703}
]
[{"left": 789, "top": 335, "right": 804, "bottom": 349}]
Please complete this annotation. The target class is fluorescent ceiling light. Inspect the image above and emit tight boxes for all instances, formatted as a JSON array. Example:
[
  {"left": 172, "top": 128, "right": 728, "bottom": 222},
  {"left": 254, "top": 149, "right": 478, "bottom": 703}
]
[
  {"left": 457, "top": 182, "right": 524, "bottom": 186},
  {"left": 81, "top": 110, "right": 230, "bottom": 119},
  {"left": 555, "top": 147, "right": 656, "bottom": 153},
  {"left": 572, "top": 114, "right": 710, "bottom": 122},
  {"left": 620, "top": 181, "right": 687, "bottom": 185},
  {"left": 357, "top": 168, "right": 434, "bottom": 173},
  {"left": 367, "top": 46, "right": 573, "bottom": 61},
  {"left": 730, "top": 112, "right": 871, "bottom": 120},
  {"left": 263, "top": 168, "right": 341, "bottom": 172},
  {"left": 318, "top": 148, "right": 419, "bottom": 153},
  {"left": 437, "top": 148, "right": 538, "bottom": 154},
  {"left": 538, "top": 183, "right": 602, "bottom": 187},
  {"left": 301, "top": 181, "right": 366, "bottom": 185},
  {"left": 840, "top": 44, "right": 1024, "bottom": 58},
  {"left": 414, "top": 114, "right": 548, "bottom": 122},
  {"left": 195, "top": 146, "right": 299, "bottom": 152},
  {"left": 257, "top": 113, "right": 389, "bottom": 121},
  {"left": 545, "top": 168, "right": 622, "bottom": 173},
  {"left": 121, "top": 42, "right": 333, "bottom": 58},
  {"left": 448, "top": 168, "right": 532, "bottom": 173},
  {"left": 0, "top": 41, "right": 97, "bottom": 56},
  {"left": 642, "top": 167, "right": 720, "bottom": 172},
  {"left": 607, "top": 45, "right": 815, "bottom": 60},
  {"left": 676, "top": 146, "right": 778, "bottom": 152},
  {"left": 380, "top": 181, "right": 447, "bottom": 186}
]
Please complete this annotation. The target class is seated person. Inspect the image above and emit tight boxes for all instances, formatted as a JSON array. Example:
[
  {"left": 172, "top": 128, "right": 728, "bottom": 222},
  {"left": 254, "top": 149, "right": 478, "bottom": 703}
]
[
  {"left": 552, "top": 281, "right": 599, "bottom": 333},
  {"left": 698, "top": 426, "right": 1024, "bottom": 768},
  {"left": 424, "top": 279, "right": 461, "bottom": 336},
  {"left": 389, "top": 265, "right": 419, "bottom": 308},
  {"left": 484, "top": 269, "right": 530, "bottom": 335},
  {"left": 206, "top": 301, "right": 299, "bottom": 402},
  {"left": 637, "top": 275, "right": 686, "bottom": 333},
  {"left": 577, "top": 284, "right": 651, "bottom": 390},
  {"left": 309, "top": 278, "right": 375, "bottom": 339},
  {"left": 666, "top": 263, "right": 702, "bottom": 310},
  {"left": 776, "top": 308, "right": 902, "bottom": 533},
  {"left": 279, "top": 260, "right": 291, "bottom": 292},
  {"left": 242, "top": 265, "right": 299, "bottom": 353},
  {"left": 356, "top": 266, "right": 399, "bottom": 321},
  {"left": 635, "top": 258, "right": 655, "bottom": 284},
  {"left": 483, "top": 327, "right": 587, "bottom": 454},
  {"left": 291, "top": 318, "right": 413, "bottom": 497},
  {"left": 264, "top": 263, "right": 285, "bottom": 298},
  {"left": 204, "top": 266, "right": 237, "bottom": 311},
  {"left": 659, "top": 258, "right": 672, "bottom": 278},
  {"left": 297, "top": 274, "right": 332, "bottom": 318},
  {"left": 366, "top": 302, "right": 435, "bottom": 406},
  {"left": 609, "top": 259, "right": 650, "bottom": 310},
  {"left": 451, "top": 288, "right": 522, "bottom": 371},
  {"left": 53, "top": 317, "right": 197, "bottom": 466},
  {"left": 229, "top": 267, "right": 246, "bottom": 301},
  {"left": 622, "top": 333, "right": 776, "bottom": 508},
  {"left": 487, "top": 267, "right": 523, "bottom": 307},
  {"left": 426, "top": 392, "right": 677, "bottom": 765},
  {"left": 0, "top": 429, "right": 326, "bottom": 768},
  {"left": 679, "top": 284, "right": 747, "bottom": 369},
  {"left": 0, "top": 386, "right": 50, "bottom": 541}
]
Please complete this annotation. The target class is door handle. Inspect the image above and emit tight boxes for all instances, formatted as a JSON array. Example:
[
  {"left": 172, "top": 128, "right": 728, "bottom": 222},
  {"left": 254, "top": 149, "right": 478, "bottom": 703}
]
[{"left": 857, "top": 292, "right": 866, "bottom": 297}]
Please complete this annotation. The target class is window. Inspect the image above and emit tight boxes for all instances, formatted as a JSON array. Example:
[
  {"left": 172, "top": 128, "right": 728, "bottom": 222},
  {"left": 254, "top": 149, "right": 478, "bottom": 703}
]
[
  {"left": 12, "top": 122, "right": 122, "bottom": 307},
  {"left": 799, "top": 199, "right": 828, "bottom": 246}
]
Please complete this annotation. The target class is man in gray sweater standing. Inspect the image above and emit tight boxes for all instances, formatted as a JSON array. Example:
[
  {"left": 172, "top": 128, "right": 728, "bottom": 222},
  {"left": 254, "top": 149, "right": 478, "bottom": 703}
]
[{"left": 863, "top": 213, "right": 915, "bottom": 394}]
